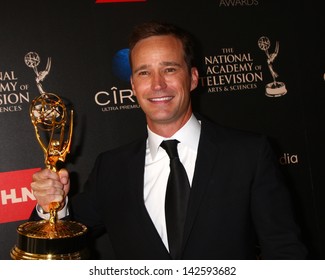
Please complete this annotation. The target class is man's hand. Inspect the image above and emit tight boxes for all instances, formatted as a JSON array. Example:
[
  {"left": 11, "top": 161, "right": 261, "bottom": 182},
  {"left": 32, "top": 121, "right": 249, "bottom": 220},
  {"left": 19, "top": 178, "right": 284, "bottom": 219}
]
[{"left": 31, "top": 168, "right": 70, "bottom": 213}]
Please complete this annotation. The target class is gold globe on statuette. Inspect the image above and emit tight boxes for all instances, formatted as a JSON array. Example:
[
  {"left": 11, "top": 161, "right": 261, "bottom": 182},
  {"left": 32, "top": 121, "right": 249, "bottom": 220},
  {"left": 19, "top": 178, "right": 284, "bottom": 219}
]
[{"left": 10, "top": 52, "right": 87, "bottom": 260}]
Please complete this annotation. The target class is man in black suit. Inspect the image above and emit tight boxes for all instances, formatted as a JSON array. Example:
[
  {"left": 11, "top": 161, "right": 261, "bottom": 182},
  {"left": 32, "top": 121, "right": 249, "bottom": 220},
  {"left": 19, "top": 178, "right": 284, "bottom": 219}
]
[{"left": 31, "top": 21, "right": 307, "bottom": 259}]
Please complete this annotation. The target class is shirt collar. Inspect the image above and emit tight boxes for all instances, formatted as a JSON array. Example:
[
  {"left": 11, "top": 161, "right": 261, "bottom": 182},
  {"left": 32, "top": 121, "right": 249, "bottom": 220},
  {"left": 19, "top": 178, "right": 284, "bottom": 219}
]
[{"left": 147, "top": 114, "right": 201, "bottom": 159}]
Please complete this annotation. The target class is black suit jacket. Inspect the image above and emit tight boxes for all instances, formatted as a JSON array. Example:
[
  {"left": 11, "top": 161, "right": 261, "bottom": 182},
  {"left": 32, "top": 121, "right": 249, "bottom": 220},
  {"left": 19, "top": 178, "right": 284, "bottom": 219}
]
[{"left": 65, "top": 116, "right": 307, "bottom": 260}]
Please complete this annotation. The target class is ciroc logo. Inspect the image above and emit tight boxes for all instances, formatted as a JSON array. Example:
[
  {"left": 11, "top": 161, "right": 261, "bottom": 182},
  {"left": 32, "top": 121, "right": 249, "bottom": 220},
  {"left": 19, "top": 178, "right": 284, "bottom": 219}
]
[
  {"left": 95, "top": 87, "right": 140, "bottom": 112},
  {"left": 94, "top": 48, "right": 140, "bottom": 112}
]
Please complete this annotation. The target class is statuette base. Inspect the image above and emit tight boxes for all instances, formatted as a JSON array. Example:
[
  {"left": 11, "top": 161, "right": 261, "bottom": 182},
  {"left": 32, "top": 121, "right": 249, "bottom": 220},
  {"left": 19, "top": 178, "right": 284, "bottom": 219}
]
[{"left": 10, "top": 220, "right": 88, "bottom": 260}]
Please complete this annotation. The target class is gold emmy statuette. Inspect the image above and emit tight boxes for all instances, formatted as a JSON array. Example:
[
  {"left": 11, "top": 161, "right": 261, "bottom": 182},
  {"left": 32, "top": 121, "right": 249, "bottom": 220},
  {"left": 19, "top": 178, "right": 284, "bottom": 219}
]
[{"left": 10, "top": 52, "right": 87, "bottom": 260}]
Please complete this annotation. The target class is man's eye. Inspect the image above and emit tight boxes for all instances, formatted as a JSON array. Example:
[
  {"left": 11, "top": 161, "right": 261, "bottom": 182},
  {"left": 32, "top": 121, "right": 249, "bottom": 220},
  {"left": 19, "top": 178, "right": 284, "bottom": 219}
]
[
  {"left": 138, "top": 71, "right": 149, "bottom": 76},
  {"left": 165, "top": 68, "right": 176, "bottom": 73}
]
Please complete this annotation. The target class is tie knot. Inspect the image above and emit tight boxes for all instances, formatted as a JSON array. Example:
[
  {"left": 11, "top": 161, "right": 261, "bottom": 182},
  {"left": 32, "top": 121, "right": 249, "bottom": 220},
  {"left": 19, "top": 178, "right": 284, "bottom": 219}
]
[{"left": 161, "top": 140, "right": 180, "bottom": 160}]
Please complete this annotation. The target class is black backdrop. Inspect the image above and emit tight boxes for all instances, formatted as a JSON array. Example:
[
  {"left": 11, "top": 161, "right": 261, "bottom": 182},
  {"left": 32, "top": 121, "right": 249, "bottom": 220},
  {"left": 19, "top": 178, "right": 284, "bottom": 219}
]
[{"left": 0, "top": 0, "right": 324, "bottom": 260}]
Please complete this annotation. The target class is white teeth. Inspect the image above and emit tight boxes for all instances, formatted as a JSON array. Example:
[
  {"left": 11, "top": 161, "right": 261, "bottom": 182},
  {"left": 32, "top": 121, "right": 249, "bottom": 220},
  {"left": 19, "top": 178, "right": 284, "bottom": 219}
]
[{"left": 150, "top": 96, "right": 172, "bottom": 102}]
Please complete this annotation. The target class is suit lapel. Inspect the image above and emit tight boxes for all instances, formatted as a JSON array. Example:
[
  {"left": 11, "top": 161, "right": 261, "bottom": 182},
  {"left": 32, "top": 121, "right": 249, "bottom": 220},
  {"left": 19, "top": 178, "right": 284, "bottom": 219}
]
[
  {"left": 128, "top": 138, "right": 170, "bottom": 256},
  {"left": 183, "top": 119, "right": 222, "bottom": 248}
]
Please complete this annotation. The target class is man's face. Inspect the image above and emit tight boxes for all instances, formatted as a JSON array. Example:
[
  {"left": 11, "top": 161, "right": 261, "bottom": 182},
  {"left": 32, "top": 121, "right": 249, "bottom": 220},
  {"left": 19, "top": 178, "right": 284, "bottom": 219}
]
[{"left": 130, "top": 35, "right": 198, "bottom": 133}]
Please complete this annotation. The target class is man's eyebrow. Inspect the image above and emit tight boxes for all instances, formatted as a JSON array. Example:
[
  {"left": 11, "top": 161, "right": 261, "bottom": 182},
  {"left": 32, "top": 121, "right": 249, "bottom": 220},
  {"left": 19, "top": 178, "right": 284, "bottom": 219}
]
[
  {"left": 133, "top": 61, "right": 182, "bottom": 73},
  {"left": 161, "top": 61, "right": 181, "bottom": 67},
  {"left": 133, "top": 64, "right": 149, "bottom": 74}
]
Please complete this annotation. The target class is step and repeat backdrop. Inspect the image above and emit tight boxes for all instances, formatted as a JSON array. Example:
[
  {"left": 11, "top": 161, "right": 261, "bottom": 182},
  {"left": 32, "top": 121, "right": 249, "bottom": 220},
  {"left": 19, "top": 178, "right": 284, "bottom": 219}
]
[{"left": 0, "top": 0, "right": 324, "bottom": 259}]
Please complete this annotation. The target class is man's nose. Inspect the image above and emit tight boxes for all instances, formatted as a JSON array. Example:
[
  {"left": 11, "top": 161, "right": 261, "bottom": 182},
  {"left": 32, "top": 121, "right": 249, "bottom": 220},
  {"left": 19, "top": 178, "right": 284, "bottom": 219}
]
[{"left": 151, "top": 73, "right": 167, "bottom": 91}]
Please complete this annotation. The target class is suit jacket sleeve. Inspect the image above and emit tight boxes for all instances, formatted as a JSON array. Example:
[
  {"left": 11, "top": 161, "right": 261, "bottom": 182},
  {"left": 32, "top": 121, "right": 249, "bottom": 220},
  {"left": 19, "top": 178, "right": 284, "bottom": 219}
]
[{"left": 250, "top": 136, "right": 307, "bottom": 259}]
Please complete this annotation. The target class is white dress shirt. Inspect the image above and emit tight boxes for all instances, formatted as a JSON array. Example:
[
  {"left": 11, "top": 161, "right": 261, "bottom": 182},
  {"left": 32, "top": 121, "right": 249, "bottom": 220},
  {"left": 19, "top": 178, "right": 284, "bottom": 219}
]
[{"left": 143, "top": 114, "right": 201, "bottom": 250}]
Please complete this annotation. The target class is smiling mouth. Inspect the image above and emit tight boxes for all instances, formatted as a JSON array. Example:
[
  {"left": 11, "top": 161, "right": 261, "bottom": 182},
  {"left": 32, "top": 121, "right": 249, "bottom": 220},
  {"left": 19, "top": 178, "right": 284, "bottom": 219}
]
[{"left": 149, "top": 96, "right": 173, "bottom": 102}]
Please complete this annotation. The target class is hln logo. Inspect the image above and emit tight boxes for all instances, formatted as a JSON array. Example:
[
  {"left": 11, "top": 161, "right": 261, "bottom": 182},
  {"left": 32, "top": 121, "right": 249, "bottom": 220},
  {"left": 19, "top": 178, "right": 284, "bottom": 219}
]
[
  {"left": 1, "top": 187, "right": 34, "bottom": 205},
  {"left": 0, "top": 168, "right": 40, "bottom": 224}
]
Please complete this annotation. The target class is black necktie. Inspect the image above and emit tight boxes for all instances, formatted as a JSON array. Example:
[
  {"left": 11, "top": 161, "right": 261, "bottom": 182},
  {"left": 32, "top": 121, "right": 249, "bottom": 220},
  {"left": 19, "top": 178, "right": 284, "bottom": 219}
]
[{"left": 160, "top": 140, "right": 190, "bottom": 259}]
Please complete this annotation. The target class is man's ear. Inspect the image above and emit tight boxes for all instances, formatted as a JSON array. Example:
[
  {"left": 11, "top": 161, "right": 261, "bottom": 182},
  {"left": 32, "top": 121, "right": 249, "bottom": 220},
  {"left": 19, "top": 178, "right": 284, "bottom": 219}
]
[{"left": 190, "top": 67, "right": 199, "bottom": 91}]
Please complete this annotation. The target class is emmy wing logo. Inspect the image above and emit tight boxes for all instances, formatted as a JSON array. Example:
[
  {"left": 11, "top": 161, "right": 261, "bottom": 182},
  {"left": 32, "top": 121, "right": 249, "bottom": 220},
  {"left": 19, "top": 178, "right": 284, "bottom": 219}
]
[
  {"left": 258, "top": 36, "right": 287, "bottom": 97},
  {"left": 24, "top": 52, "right": 51, "bottom": 95}
]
